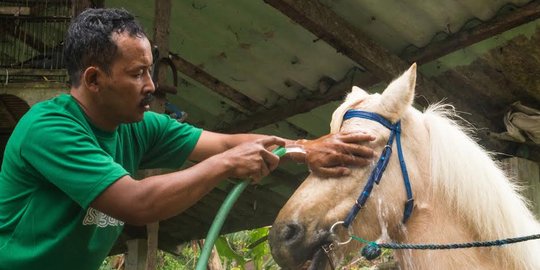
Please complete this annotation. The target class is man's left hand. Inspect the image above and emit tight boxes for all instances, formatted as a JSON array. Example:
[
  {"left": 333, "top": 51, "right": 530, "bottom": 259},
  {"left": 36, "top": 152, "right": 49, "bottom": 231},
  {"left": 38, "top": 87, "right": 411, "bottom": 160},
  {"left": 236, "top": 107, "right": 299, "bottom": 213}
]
[{"left": 292, "top": 132, "right": 375, "bottom": 178}]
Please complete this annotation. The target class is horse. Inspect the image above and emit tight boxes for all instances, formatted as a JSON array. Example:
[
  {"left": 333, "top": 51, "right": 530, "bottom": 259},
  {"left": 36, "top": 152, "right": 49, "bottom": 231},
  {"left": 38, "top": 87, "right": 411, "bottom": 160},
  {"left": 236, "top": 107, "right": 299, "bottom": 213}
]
[{"left": 268, "top": 63, "right": 540, "bottom": 269}]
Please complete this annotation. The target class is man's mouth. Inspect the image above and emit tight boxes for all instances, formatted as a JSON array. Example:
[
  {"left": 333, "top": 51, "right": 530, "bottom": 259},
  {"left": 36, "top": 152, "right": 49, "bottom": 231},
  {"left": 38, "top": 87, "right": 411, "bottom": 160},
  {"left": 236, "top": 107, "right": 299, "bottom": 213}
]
[{"left": 140, "top": 94, "right": 154, "bottom": 111}]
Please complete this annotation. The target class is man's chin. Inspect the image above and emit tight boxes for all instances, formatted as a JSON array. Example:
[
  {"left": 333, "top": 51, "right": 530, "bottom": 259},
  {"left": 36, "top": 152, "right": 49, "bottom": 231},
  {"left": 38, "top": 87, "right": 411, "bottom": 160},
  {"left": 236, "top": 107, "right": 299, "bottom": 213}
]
[{"left": 123, "top": 113, "right": 145, "bottom": 124}]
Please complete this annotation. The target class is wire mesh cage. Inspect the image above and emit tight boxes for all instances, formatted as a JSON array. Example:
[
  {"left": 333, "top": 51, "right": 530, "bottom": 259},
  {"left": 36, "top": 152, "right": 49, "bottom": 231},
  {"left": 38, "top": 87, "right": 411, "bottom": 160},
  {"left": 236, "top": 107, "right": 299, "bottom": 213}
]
[{"left": 1, "top": 0, "right": 72, "bottom": 83}]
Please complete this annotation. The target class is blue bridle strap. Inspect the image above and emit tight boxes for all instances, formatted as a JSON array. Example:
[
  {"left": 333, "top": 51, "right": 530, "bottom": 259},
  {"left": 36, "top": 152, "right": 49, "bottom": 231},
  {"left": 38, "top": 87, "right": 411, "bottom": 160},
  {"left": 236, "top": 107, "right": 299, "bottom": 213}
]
[{"left": 341, "top": 110, "right": 414, "bottom": 228}]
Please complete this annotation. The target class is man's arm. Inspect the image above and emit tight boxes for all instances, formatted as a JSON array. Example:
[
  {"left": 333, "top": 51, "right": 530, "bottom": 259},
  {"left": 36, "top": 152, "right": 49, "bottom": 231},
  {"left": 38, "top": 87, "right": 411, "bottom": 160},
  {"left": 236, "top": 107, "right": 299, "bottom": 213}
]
[
  {"left": 91, "top": 135, "right": 285, "bottom": 225},
  {"left": 91, "top": 131, "right": 374, "bottom": 225},
  {"left": 187, "top": 130, "right": 283, "bottom": 162}
]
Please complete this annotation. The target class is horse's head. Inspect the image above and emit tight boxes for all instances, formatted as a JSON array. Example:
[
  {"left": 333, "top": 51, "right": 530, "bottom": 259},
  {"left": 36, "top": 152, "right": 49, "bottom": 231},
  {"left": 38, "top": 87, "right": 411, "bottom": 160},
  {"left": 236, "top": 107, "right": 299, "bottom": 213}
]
[{"left": 269, "top": 63, "right": 432, "bottom": 269}]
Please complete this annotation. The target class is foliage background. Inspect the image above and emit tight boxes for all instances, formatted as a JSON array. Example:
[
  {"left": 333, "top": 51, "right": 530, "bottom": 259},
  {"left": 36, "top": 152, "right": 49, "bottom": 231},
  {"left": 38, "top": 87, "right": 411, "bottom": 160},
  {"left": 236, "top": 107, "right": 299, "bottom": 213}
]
[{"left": 99, "top": 227, "right": 394, "bottom": 270}]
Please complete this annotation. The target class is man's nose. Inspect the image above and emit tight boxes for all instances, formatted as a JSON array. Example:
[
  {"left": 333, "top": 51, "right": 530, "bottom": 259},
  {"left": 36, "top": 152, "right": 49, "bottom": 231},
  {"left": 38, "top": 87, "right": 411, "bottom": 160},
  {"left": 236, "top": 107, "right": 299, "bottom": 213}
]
[{"left": 144, "top": 71, "right": 156, "bottom": 94}]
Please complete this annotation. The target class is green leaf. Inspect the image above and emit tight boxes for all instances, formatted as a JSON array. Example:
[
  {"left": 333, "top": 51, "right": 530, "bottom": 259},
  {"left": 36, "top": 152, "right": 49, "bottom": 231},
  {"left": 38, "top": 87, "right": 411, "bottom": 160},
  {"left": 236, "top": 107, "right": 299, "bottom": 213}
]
[{"left": 215, "top": 235, "right": 247, "bottom": 265}]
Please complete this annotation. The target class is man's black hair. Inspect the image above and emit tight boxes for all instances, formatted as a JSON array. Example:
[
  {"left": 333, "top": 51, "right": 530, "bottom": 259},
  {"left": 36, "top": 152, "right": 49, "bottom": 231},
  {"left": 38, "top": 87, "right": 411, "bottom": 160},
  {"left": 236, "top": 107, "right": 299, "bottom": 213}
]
[{"left": 63, "top": 8, "right": 147, "bottom": 87}]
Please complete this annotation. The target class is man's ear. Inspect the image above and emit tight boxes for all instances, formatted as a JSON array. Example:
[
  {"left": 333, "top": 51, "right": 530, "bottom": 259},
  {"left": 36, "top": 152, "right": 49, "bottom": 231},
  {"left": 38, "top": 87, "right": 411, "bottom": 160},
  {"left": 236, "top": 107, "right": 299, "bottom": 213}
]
[{"left": 82, "top": 66, "right": 101, "bottom": 93}]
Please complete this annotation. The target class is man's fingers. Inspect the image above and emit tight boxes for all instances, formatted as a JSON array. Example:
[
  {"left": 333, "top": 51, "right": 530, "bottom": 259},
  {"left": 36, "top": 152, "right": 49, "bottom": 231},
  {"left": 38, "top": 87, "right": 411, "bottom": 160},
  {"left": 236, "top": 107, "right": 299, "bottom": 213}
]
[
  {"left": 260, "top": 147, "right": 281, "bottom": 170},
  {"left": 343, "top": 144, "right": 375, "bottom": 158},
  {"left": 259, "top": 136, "right": 286, "bottom": 148},
  {"left": 338, "top": 133, "right": 376, "bottom": 143},
  {"left": 336, "top": 154, "right": 373, "bottom": 167},
  {"left": 312, "top": 166, "right": 351, "bottom": 178}
]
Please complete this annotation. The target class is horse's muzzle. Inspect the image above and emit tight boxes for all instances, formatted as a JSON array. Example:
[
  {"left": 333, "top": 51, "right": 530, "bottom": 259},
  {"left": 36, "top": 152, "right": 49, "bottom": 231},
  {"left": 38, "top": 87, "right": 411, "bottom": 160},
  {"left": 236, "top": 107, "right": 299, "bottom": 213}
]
[{"left": 269, "top": 221, "right": 332, "bottom": 269}]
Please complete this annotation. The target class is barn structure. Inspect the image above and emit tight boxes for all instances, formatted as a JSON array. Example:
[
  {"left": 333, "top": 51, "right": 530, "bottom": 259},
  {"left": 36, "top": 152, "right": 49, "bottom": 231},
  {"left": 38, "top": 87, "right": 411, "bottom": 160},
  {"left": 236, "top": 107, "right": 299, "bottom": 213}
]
[{"left": 1, "top": 0, "right": 539, "bottom": 269}]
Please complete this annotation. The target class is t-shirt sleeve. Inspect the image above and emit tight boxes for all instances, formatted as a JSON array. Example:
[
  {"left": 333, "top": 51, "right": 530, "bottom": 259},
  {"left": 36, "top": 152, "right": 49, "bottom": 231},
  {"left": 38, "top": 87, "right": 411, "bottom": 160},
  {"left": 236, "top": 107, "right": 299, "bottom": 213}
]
[
  {"left": 20, "top": 115, "right": 128, "bottom": 209},
  {"left": 136, "top": 112, "right": 202, "bottom": 169}
]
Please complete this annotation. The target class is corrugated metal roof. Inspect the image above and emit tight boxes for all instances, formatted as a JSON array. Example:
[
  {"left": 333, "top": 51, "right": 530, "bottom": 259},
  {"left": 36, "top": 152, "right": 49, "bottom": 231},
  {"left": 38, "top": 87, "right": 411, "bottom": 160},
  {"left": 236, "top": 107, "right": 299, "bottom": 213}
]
[{"left": 104, "top": 0, "right": 537, "bottom": 138}]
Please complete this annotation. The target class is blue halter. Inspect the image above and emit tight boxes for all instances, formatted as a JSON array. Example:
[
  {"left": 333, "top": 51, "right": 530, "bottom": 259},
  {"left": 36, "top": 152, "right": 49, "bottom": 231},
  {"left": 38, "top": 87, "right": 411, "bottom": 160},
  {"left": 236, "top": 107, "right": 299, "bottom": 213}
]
[{"left": 342, "top": 110, "right": 414, "bottom": 228}]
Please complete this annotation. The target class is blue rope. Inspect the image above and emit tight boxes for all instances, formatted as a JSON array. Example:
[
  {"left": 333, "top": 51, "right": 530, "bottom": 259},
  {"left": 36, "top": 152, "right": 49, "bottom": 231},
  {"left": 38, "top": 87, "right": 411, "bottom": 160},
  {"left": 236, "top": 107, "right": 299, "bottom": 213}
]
[
  {"left": 378, "top": 234, "right": 540, "bottom": 249},
  {"left": 351, "top": 234, "right": 540, "bottom": 260}
]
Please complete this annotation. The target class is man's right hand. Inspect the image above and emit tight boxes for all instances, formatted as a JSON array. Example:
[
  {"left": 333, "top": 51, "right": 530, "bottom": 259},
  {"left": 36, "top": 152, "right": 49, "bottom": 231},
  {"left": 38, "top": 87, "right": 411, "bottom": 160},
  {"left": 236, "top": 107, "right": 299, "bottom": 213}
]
[{"left": 216, "top": 136, "right": 285, "bottom": 182}]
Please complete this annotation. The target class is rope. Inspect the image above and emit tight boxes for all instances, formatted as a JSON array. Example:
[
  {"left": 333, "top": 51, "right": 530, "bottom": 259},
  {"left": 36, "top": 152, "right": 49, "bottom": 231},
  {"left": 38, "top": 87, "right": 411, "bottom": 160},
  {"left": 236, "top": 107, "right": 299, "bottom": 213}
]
[
  {"left": 379, "top": 234, "right": 540, "bottom": 250},
  {"left": 351, "top": 234, "right": 540, "bottom": 260}
]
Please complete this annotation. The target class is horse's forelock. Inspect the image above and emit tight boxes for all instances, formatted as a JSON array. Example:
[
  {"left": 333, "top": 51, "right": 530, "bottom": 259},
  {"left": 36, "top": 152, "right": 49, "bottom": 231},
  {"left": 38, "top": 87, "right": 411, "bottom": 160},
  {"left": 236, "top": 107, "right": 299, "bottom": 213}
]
[{"left": 330, "top": 87, "right": 371, "bottom": 133}]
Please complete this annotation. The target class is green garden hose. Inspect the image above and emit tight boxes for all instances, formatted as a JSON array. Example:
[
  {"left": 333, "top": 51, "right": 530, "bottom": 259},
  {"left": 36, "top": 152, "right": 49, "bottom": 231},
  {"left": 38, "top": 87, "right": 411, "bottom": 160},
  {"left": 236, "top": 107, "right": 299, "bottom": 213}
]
[{"left": 195, "top": 146, "right": 288, "bottom": 270}]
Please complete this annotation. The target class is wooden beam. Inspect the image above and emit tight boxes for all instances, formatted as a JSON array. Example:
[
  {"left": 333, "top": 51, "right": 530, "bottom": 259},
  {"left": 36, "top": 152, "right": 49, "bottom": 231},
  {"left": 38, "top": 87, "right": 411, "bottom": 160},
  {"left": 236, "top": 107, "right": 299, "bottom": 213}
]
[
  {"left": 403, "top": 1, "right": 540, "bottom": 64},
  {"left": 1, "top": 0, "right": 67, "bottom": 3},
  {"left": 153, "top": 0, "right": 172, "bottom": 90},
  {"left": 247, "top": 0, "right": 540, "bottom": 132},
  {"left": 169, "top": 54, "right": 260, "bottom": 113},
  {"left": 169, "top": 0, "right": 537, "bottom": 161},
  {"left": 142, "top": 1, "right": 174, "bottom": 269},
  {"left": 264, "top": 0, "right": 408, "bottom": 82},
  {"left": 1, "top": 69, "right": 67, "bottom": 77},
  {"left": 264, "top": 0, "right": 478, "bottom": 106},
  {"left": 257, "top": 0, "right": 540, "bottom": 161},
  {"left": 218, "top": 69, "right": 379, "bottom": 133},
  {"left": 166, "top": 54, "right": 314, "bottom": 137},
  {"left": 125, "top": 239, "right": 148, "bottom": 270},
  {"left": 0, "top": 6, "right": 30, "bottom": 16},
  {"left": 259, "top": 2, "right": 491, "bottom": 120}
]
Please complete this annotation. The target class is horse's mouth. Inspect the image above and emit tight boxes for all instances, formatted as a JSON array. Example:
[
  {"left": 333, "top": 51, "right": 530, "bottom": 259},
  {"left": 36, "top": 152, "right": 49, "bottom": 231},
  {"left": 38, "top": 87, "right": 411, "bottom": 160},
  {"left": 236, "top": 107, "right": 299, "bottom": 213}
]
[
  {"left": 269, "top": 223, "right": 334, "bottom": 270},
  {"left": 300, "top": 247, "right": 329, "bottom": 270}
]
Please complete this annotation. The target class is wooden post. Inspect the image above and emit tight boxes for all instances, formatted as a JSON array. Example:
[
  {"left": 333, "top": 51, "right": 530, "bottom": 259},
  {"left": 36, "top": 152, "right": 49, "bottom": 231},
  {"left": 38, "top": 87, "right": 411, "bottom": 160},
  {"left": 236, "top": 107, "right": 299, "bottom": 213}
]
[
  {"left": 140, "top": 1, "right": 174, "bottom": 270},
  {"left": 70, "top": 0, "right": 93, "bottom": 18},
  {"left": 153, "top": 0, "right": 171, "bottom": 82},
  {"left": 70, "top": 0, "right": 104, "bottom": 18},
  {"left": 125, "top": 239, "right": 148, "bottom": 270},
  {"left": 501, "top": 157, "right": 540, "bottom": 218},
  {"left": 151, "top": 0, "right": 173, "bottom": 112},
  {"left": 145, "top": 221, "right": 160, "bottom": 270}
]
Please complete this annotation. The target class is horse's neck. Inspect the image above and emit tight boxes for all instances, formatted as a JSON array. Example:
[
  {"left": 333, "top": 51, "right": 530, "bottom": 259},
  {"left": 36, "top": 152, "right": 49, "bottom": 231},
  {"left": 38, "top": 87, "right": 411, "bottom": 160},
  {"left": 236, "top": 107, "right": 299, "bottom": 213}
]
[{"left": 391, "top": 197, "right": 502, "bottom": 270}]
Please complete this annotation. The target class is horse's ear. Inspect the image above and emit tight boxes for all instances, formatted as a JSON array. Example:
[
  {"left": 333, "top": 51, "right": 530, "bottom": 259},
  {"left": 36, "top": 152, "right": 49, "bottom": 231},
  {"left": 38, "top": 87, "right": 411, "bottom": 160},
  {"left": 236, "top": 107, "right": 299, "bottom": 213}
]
[
  {"left": 380, "top": 63, "right": 417, "bottom": 118},
  {"left": 330, "top": 86, "right": 369, "bottom": 133}
]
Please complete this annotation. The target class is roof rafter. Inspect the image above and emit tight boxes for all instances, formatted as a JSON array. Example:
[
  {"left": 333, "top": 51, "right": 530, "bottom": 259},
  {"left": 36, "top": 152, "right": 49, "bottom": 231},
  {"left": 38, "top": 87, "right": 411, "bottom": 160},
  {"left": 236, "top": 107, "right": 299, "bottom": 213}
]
[
  {"left": 218, "top": 69, "right": 379, "bottom": 133},
  {"left": 169, "top": 53, "right": 260, "bottom": 113},
  {"left": 227, "top": 0, "right": 460, "bottom": 130},
  {"left": 163, "top": 0, "right": 538, "bottom": 159},
  {"left": 244, "top": 0, "right": 540, "bottom": 160},
  {"left": 404, "top": 1, "right": 540, "bottom": 64},
  {"left": 146, "top": 0, "right": 540, "bottom": 135},
  {"left": 168, "top": 53, "right": 312, "bottom": 137},
  {"left": 252, "top": 0, "right": 540, "bottom": 131}
]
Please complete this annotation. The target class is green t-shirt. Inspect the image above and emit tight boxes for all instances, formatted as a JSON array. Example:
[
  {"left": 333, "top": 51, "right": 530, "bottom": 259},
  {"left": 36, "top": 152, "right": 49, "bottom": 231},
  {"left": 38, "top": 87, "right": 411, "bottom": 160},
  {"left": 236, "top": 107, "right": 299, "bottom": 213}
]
[{"left": 0, "top": 94, "right": 202, "bottom": 270}]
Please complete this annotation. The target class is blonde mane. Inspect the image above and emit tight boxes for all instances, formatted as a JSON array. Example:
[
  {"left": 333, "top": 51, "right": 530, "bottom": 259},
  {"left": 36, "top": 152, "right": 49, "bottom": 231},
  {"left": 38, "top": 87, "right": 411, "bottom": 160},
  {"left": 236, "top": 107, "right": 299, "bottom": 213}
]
[{"left": 424, "top": 104, "right": 540, "bottom": 269}]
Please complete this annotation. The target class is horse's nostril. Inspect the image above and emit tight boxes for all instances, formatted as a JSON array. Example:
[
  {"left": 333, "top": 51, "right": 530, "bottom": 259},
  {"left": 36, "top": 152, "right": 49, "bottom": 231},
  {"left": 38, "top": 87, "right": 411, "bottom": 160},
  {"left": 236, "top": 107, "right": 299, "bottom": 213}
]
[{"left": 281, "top": 223, "right": 304, "bottom": 243}]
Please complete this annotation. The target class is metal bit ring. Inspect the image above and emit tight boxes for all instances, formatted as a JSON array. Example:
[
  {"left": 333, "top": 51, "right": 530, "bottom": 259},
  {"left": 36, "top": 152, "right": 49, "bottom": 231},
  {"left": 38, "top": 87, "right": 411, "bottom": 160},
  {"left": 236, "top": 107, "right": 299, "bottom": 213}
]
[{"left": 329, "top": 221, "right": 353, "bottom": 246}]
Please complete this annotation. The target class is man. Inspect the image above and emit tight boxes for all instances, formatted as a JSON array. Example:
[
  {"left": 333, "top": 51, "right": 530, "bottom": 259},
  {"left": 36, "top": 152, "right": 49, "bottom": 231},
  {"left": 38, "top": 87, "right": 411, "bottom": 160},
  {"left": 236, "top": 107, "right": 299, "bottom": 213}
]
[{"left": 0, "top": 8, "right": 374, "bottom": 270}]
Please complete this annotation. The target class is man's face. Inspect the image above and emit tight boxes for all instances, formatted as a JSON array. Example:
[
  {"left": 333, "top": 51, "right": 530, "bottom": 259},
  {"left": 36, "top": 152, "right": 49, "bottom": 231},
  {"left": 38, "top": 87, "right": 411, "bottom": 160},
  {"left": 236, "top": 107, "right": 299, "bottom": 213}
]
[{"left": 97, "top": 32, "right": 155, "bottom": 125}]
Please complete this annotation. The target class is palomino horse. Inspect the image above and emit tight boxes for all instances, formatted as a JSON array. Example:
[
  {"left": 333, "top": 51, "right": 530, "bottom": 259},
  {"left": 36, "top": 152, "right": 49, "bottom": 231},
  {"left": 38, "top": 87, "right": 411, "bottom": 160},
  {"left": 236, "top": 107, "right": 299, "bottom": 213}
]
[{"left": 269, "top": 64, "right": 540, "bottom": 269}]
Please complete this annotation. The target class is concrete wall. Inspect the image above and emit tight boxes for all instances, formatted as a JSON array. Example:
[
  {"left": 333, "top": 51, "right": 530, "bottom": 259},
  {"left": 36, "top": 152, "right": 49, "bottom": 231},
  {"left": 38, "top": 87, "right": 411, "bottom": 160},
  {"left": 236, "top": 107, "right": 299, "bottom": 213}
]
[{"left": 0, "top": 82, "right": 69, "bottom": 106}]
